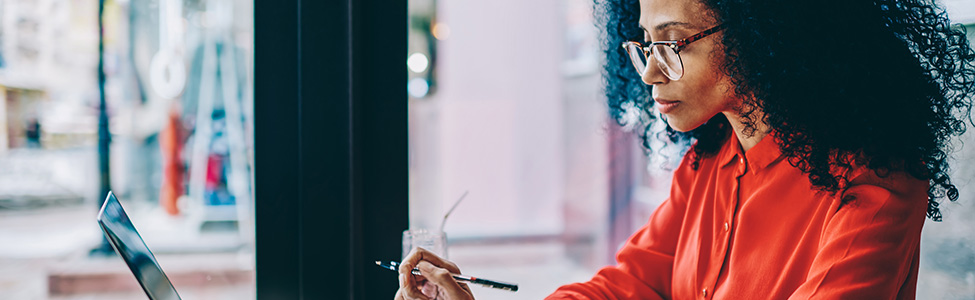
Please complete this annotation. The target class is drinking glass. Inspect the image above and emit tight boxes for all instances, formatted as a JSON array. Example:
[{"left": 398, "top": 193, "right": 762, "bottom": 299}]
[{"left": 402, "top": 229, "right": 447, "bottom": 259}]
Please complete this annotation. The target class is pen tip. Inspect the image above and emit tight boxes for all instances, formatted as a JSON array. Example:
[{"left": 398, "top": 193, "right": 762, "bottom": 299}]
[{"left": 375, "top": 261, "right": 382, "bottom": 265}]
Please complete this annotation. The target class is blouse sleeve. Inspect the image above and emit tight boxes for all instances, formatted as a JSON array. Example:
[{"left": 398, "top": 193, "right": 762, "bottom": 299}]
[
  {"left": 788, "top": 171, "right": 928, "bottom": 299},
  {"left": 544, "top": 195, "right": 686, "bottom": 300},
  {"left": 546, "top": 151, "right": 695, "bottom": 300}
]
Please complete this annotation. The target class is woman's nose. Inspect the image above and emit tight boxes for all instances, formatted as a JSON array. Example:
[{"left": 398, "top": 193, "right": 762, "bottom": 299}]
[{"left": 641, "top": 57, "right": 668, "bottom": 85}]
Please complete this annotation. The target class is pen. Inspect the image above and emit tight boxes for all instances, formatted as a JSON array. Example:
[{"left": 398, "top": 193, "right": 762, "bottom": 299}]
[{"left": 375, "top": 260, "right": 519, "bottom": 292}]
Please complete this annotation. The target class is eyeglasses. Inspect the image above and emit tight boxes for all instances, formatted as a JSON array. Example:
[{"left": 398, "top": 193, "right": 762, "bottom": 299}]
[{"left": 621, "top": 24, "right": 725, "bottom": 81}]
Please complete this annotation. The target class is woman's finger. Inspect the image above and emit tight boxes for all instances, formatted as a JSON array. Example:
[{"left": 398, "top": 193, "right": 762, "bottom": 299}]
[
  {"left": 417, "top": 261, "right": 471, "bottom": 300},
  {"left": 399, "top": 273, "right": 430, "bottom": 300},
  {"left": 399, "top": 247, "right": 422, "bottom": 275},
  {"left": 420, "top": 281, "right": 440, "bottom": 298},
  {"left": 404, "top": 247, "right": 462, "bottom": 274},
  {"left": 400, "top": 247, "right": 470, "bottom": 299},
  {"left": 398, "top": 250, "right": 430, "bottom": 300}
]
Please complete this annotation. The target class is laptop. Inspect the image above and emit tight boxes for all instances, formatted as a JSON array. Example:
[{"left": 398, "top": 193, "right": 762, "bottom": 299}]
[{"left": 97, "top": 191, "right": 182, "bottom": 300}]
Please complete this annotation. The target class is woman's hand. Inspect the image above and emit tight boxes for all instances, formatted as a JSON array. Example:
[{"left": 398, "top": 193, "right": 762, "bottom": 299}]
[{"left": 394, "top": 247, "right": 474, "bottom": 300}]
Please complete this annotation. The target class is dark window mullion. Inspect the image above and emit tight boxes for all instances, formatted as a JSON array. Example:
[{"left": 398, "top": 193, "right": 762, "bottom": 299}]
[
  {"left": 254, "top": 0, "right": 301, "bottom": 298},
  {"left": 256, "top": 0, "right": 407, "bottom": 299},
  {"left": 350, "top": 0, "right": 409, "bottom": 298},
  {"left": 297, "top": 0, "right": 354, "bottom": 299}
]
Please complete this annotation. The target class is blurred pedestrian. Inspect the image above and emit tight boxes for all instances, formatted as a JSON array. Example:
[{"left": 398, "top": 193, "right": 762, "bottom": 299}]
[{"left": 25, "top": 118, "right": 40, "bottom": 148}]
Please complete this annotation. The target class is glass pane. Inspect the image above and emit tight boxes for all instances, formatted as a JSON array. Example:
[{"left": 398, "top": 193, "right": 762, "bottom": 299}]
[
  {"left": 407, "top": 0, "right": 666, "bottom": 298},
  {"left": 0, "top": 0, "right": 254, "bottom": 298},
  {"left": 918, "top": 2, "right": 975, "bottom": 295},
  {"left": 408, "top": 1, "right": 975, "bottom": 299}
]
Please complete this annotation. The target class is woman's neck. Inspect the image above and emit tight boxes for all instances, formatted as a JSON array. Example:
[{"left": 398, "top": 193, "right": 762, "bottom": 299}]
[{"left": 722, "top": 110, "right": 770, "bottom": 152}]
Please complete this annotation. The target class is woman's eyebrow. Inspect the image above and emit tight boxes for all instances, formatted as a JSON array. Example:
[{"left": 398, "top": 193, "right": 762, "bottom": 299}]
[
  {"left": 640, "top": 21, "right": 697, "bottom": 35},
  {"left": 639, "top": 25, "right": 650, "bottom": 36}
]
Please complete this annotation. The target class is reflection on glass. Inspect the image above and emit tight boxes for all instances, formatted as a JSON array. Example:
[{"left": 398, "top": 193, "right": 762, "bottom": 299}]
[{"left": 97, "top": 192, "right": 180, "bottom": 300}]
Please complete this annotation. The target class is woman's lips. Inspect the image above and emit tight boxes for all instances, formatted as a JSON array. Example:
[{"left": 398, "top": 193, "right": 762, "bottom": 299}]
[{"left": 654, "top": 99, "right": 680, "bottom": 114}]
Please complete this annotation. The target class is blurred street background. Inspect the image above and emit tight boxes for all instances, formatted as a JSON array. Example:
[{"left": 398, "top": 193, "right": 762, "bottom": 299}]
[{"left": 0, "top": 0, "right": 256, "bottom": 298}]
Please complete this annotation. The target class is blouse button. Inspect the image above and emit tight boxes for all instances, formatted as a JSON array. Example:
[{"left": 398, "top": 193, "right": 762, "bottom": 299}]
[
  {"left": 702, "top": 288, "right": 708, "bottom": 297},
  {"left": 739, "top": 157, "right": 745, "bottom": 164},
  {"left": 723, "top": 222, "right": 729, "bottom": 232}
]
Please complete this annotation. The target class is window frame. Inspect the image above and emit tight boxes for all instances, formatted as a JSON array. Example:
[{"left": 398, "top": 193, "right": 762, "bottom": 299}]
[{"left": 254, "top": 0, "right": 408, "bottom": 298}]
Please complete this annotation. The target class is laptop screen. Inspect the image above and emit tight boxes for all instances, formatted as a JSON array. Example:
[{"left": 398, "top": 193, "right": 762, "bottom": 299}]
[{"left": 97, "top": 192, "right": 181, "bottom": 300}]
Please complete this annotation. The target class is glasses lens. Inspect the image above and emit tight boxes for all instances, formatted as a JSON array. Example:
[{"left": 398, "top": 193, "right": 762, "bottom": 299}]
[
  {"left": 624, "top": 43, "right": 648, "bottom": 76},
  {"left": 651, "top": 44, "right": 684, "bottom": 80}
]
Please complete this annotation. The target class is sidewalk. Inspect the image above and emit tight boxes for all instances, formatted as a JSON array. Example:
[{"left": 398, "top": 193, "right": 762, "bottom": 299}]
[{"left": 0, "top": 205, "right": 254, "bottom": 299}]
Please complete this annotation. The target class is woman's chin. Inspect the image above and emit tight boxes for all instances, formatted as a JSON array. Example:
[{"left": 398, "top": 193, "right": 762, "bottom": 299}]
[{"left": 664, "top": 117, "right": 698, "bottom": 132}]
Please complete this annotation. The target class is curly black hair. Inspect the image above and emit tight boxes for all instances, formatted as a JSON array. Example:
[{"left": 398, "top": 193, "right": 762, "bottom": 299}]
[{"left": 595, "top": 0, "right": 975, "bottom": 221}]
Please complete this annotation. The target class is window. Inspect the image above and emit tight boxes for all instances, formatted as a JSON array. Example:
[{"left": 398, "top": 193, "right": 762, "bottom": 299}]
[
  {"left": 406, "top": 1, "right": 975, "bottom": 299},
  {"left": 0, "top": 0, "right": 256, "bottom": 298},
  {"left": 406, "top": 0, "right": 669, "bottom": 298}
]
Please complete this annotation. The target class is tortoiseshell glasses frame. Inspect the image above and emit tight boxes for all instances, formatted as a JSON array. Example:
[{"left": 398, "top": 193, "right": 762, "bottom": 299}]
[{"left": 621, "top": 24, "right": 725, "bottom": 81}]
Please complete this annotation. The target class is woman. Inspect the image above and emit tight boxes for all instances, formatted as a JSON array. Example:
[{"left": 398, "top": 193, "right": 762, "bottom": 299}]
[{"left": 396, "top": 0, "right": 975, "bottom": 298}]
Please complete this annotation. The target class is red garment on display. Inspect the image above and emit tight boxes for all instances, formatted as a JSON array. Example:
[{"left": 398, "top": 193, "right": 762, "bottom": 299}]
[
  {"left": 160, "top": 106, "right": 185, "bottom": 216},
  {"left": 547, "top": 133, "right": 927, "bottom": 300}
]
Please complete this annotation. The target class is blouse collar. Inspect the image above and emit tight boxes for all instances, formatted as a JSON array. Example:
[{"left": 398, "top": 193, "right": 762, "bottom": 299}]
[{"left": 719, "top": 130, "right": 784, "bottom": 170}]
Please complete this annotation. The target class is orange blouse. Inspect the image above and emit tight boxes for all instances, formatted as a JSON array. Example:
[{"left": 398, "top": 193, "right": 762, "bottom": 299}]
[{"left": 547, "top": 133, "right": 928, "bottom": 299}]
